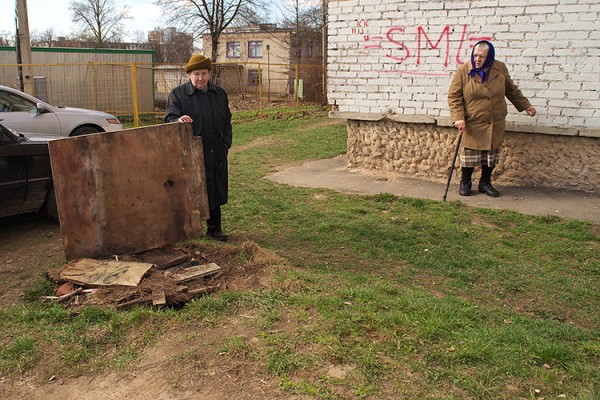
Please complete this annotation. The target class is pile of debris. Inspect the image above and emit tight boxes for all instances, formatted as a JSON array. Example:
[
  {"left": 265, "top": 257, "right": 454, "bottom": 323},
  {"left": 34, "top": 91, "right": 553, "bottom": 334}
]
[{"left": 43, "top": 241, "right": 274, "bottom": 309}]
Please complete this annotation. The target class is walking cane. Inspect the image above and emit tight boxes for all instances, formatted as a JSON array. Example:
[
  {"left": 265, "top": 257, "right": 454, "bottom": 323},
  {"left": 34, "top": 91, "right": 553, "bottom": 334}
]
[{"left": 442, "top": 132, "right": 462, "bottom": 202}]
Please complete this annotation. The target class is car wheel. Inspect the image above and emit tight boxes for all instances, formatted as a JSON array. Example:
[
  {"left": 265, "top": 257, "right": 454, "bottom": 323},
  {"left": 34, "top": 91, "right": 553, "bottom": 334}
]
[
  {"left": 45, "top": 186, "right": 59, "bottom": 221},
  {"left": 71, "top": 126, "right": 102, "bottom": 136}
]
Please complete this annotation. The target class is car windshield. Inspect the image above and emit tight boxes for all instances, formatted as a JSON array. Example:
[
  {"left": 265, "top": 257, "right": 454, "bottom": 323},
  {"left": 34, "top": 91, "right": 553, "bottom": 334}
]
[{"left": 0, "top": 90, "right": 37, "bottom": 113}]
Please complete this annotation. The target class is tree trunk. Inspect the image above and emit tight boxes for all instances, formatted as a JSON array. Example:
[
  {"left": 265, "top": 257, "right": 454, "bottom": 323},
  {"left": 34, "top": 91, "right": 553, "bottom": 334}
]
[{"left": 211, "top": 36, "right": 219, "bottom": 62}]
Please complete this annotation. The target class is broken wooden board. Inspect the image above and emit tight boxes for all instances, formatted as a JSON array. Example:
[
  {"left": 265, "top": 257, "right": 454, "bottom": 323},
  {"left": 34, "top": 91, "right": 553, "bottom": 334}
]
[
  {"left": 166, "top": 263, "right": 221, "bottom": 283},
  {"left": 142, "top": 253, "right": 192, "bottom": 270},
  {"left": 48, "top": 123, "right": 209, "bottom": 260},
  {"left": 60, "top": 259, "right": 154, "bottom": 287},
  {"left": 116, "top": 284, "right": 220, "bottom": 309},
  {"left": 152, "top": 287, "right": 167, "bottom": 306},
  {"left": 120, "top": 247, "right": 192, "bottom": 270}
]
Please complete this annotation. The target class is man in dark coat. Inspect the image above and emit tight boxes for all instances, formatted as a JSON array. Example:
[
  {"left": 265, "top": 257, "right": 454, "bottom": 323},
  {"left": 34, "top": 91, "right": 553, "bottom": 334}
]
[{"left": 165, "top": 54, "right": 232, "bottom": 241}]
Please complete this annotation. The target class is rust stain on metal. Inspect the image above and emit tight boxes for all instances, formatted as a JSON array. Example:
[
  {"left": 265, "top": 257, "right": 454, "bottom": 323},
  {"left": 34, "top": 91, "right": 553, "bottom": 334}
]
[{"left": 49, "top": 123, "right": 208, "bottom": 260}]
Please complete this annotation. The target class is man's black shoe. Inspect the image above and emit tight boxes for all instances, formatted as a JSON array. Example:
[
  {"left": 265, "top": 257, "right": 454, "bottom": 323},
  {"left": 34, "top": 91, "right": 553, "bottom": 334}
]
[
  {"left": 208, "top": 230, "right": 228, "bottom": 241},
  {"left": 478, "top": 182, "right": 500, "bottom": 197},
  {"left": 459, "top": 180, "right": 472, "bottom": 196}
]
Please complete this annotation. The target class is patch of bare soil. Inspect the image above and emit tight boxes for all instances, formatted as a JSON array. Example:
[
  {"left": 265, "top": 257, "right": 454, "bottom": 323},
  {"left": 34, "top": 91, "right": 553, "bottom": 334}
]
[
  {"left": 231, "top": 137, "right": 291, "bottom": 154},
  {"left": 0, "top": 214, "right": 309, "bottom": 400},
  {"left": 0, "top": 319, "right": 309, "bottom": 400},
  {"left": 469, "top": 214, "right": 498, "bottom": 230},
  {"left": 0, "top": 214, "right": 64, "bottom": 307}
]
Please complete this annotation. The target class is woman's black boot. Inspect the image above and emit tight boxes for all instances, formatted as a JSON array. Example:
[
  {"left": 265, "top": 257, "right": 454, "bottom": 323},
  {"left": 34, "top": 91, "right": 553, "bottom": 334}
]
[
  {"left": 459, "top": 167, "right": 474, "bottom": 196},
  {"left": 479, "top": 165, "right": 500, "bottom": 197}
]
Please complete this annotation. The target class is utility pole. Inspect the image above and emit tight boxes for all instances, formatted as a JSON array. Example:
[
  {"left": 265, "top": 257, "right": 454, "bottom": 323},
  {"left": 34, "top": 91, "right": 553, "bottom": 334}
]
[{"left": 15, "top": 0, "right": 34, "bottom": 95}]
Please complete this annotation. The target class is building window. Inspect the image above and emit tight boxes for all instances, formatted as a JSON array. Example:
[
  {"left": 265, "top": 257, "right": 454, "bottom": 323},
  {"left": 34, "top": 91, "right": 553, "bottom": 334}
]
[
  {"left": 248, "top": 69, "right": 262, "bottom": 86},
  {"left": 306, "top": 42, "right": 313, "bottom": 58},
  {"left": 227, "top": 42, "right": 240, "bottom": 58},
  {"left": 248, "top": 41, "right": 263, "bottom": 58}
]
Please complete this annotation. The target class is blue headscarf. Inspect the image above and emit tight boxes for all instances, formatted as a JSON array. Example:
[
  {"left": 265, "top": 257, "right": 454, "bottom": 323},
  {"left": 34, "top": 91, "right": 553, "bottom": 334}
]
[{"left": 469, "top": 40, "right": 495, "bottom": 83}]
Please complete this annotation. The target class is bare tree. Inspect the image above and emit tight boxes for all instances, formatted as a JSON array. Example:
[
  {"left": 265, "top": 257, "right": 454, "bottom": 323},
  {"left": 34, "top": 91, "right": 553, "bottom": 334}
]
[
  {"left": 279, "top": 0, "right": 322, "bottom": 30},
  {"left": 234, "top": 2, "right": 270, "bottom": 27},
  {"left": 69, "top": 0, "right": 131, "bottom": 47},
  {"left": 149, "top": 28, "right": 194, "bottom": 63},
  {"left": 133, "top": 30, "right": 147, "bottom": 44},
  {"left": 0, "top": 31, "right": 15, "bottom": 46},
  {"left": 278, "top": 0, "right": 322, "bottom": 62},
  {"left": 156, "top": 0, "right": 267, "bottom": 61},
  {"left": 276, "top": 0, "right": 325, "bottom": 103},
  {"left": 165, "top": 31, "right": 194, "bottom": 63},
  {"left": 31, "top": 28, "right": 57, "bottom": 47}
]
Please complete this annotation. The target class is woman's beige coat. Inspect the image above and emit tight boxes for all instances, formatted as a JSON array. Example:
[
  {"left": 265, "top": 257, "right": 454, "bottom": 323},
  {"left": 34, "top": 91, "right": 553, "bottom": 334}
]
[{"left": 448, "top": 60, "right": 531, "bottom": 150}]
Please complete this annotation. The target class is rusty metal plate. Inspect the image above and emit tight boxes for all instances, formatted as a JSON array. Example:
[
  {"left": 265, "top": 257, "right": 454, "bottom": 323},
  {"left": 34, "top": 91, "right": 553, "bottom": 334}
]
[{"left": 49, "top": 123, "right": 208, "bottom": 260}]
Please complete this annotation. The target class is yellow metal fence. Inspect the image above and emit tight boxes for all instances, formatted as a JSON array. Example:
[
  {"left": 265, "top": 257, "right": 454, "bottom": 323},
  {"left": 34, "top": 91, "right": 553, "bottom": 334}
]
[{"left": 0, "top": 62, "right": 325, "bottom": 128}]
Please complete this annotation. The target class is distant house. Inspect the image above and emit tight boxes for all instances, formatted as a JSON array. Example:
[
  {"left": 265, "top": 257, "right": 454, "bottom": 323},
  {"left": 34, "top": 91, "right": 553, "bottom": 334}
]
[{"left": 203, "top": 24, "right": 323, "bottom": 101}]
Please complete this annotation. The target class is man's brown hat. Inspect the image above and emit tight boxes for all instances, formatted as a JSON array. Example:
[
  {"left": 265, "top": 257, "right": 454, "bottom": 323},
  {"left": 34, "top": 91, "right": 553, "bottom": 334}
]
[{"left": 185, "top": 54, "right": 212, "bottom": 73}]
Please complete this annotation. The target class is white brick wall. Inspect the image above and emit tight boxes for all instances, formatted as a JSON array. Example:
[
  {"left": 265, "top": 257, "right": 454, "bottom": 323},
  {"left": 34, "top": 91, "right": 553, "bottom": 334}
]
[{"left": 327, "top": 0, "right": 600, "bottom": 130}]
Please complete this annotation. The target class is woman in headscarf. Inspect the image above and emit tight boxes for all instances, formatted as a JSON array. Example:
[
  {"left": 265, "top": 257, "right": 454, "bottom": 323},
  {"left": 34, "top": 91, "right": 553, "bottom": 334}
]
[{"left": 448, "top": 40, "right": 537, "bottom": 197}]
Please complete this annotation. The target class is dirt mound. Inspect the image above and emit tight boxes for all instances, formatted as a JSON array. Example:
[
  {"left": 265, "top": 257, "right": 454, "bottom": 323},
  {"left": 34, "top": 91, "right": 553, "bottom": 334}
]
[
  {"left": 45, "top": 240, "right": 285, "bottom": 309},
  {"left": 0, "top": 240, "right": 299, "bottom": 400}
]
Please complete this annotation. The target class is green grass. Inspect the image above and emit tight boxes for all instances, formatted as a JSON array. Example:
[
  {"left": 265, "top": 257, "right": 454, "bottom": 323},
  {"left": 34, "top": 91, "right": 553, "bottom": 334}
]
[
  {"left": 117, "top": 104, "right": 327, "bottom": 129},
  {"left": 1, "top": 106, "right": 598, "bottom": 399}
]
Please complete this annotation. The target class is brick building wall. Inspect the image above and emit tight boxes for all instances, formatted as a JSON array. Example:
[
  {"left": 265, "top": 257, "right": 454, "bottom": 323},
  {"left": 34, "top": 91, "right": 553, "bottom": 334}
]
[{"left": 327, "top": 0, "right": 599, "bottom": 192}]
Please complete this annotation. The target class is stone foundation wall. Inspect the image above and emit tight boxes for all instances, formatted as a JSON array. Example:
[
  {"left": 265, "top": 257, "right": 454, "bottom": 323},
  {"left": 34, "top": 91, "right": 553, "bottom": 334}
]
[{"left": 347, "top": 120, "right": 599, "bottom": 193}]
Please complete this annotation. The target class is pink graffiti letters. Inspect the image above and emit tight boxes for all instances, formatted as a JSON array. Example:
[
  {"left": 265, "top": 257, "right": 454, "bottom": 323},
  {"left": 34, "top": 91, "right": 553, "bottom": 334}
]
[
  {"left": 417, "top": 25, "right": 451, "bottom": 66},
  {"left": 386, "top": 27, "right": 410, "bottom": 61},
  {"left": 356, "top": 21, "right": 492, "bottom": 76}
]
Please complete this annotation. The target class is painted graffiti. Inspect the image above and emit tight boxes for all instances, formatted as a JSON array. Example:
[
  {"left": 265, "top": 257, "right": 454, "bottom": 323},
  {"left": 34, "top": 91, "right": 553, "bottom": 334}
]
[
  {"left": 352, "top": 19, "right": 369, "bottom": 35},
  {"left": 355, "top": 21, "right": 491, "bottom": 76}
]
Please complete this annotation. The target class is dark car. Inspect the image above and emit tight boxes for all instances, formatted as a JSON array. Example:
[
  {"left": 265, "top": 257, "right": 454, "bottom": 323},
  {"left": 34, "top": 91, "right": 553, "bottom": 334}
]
[{"left": 0, "top": 123, "right": 57, "bottom": 219}]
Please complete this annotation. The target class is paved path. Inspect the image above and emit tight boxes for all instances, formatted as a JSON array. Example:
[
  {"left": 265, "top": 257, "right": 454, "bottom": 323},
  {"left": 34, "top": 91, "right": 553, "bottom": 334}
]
[{"left": 268, "top": 155, "right": 600, "bottom": 224}]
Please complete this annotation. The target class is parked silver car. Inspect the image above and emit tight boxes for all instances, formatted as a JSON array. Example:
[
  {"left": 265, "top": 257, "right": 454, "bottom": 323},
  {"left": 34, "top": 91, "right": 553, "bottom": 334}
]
[{"left": 0, "top": 84, "right": 123, "bottom": 138}]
